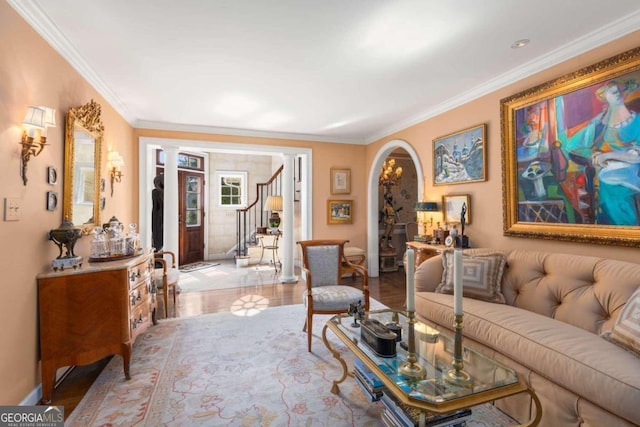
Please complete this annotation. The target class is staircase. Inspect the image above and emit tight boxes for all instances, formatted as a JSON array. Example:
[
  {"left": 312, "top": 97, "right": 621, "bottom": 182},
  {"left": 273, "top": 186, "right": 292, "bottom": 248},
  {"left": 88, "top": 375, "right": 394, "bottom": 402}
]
[{"left": 235, "top": 165, "right": 283, "bottom": 257}]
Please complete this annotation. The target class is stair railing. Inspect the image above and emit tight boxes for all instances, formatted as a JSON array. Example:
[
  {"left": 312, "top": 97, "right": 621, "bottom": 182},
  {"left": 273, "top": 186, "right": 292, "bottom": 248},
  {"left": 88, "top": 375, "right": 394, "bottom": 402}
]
[{"left": 235, "top": 165, "right": 283, "bottom": 256}]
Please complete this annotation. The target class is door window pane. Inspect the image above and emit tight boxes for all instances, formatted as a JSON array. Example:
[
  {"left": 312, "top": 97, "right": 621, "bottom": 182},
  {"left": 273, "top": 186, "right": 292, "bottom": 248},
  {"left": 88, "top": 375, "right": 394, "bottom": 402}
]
[{"left": 185, "top": 176, "right": 201, "bottom": 227}]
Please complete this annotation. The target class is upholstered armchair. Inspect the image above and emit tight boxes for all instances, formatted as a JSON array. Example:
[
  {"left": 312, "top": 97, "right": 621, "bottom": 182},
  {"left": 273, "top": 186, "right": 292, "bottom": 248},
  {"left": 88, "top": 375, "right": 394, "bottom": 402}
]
[
  {"left": 298, "top": 240, "right": 369, "bottom": 351},
  {"left": 153, "top": 251, "right": 180, "bottom": 317}
]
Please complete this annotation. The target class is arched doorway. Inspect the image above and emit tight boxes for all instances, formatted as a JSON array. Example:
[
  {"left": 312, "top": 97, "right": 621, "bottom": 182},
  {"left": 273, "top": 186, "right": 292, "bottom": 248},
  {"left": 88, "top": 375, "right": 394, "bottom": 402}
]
[{"left": 367, "top": 140, "right": 424, "bottom": 277}]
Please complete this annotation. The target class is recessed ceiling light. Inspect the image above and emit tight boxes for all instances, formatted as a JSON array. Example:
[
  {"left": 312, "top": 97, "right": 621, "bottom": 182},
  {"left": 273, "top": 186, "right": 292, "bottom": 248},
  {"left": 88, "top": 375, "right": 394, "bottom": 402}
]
[{"left": 511, "top": 39, "right": 530, "bottom": 49}]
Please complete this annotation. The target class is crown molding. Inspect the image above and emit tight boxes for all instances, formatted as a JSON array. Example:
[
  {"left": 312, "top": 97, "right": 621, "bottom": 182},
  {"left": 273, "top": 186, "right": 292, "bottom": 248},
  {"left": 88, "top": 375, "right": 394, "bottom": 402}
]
[
  {"left": 135, "top": 120, "right": 366, "bottom": 145},
  {"left": 365, "top": 10, "right": 640, "bottom": 144},
  {"left": 11, "top": 1, "right": 640, "bottom": 146},
  {"left": 8, "top": 0, "right": 135, "bottom": 125}
]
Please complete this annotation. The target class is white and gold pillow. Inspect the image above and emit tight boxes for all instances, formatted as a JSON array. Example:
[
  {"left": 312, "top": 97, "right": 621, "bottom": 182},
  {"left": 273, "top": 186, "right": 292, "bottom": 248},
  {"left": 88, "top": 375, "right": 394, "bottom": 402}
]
[
  {"left": 435, "top": 250, "right": 507, "bottom": 304},
  {"left": 604, "top": 288, "right": 640, "bottom": 357}
]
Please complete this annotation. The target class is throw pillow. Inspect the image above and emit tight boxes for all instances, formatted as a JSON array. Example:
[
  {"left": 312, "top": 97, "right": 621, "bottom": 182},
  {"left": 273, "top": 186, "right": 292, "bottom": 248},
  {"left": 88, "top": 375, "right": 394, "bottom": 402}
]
[
  {"left": 604, "top": 288, "right": 640, "bottom": 357},
  {"left": 435, "top": 250, "right": 507, "bottom": 304}
]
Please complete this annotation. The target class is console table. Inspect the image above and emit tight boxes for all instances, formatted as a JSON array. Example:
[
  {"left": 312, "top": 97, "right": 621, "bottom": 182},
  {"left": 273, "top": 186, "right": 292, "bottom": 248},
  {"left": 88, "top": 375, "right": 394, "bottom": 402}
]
[
  {"left": 36, "top": 249, "right": 157, "bottom": 403},
  {"left": 406, "top": 242, "right": 448, "bottom": 268}
]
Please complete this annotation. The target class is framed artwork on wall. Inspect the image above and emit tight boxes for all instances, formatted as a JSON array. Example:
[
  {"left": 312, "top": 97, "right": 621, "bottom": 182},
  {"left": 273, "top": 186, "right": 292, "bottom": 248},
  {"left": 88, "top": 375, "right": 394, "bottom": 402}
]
[
  {"left": 327, "top": 199, "right": 353, "bottom": 224},
  {"left": 46, "top": 191, "right": 58, "bottom": 211},
  {"left": 47, "top": 166, "right": 58, "bottom": 185},
  {"left": 501, "top": 46, "right": 640, "bottom": 246},
  {"left": 433, "top": 123, "right": 486, "bottom": 186},
  {"left": 442, "top": 194, "right": 471, "bottom": 225},
  {"left": 330, "top": 167, "right": 351, "bottom": 194}
]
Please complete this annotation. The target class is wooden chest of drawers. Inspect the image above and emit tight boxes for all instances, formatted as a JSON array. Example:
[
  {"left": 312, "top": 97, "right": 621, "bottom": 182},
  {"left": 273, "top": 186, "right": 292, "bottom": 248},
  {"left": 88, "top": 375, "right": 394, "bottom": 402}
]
[{"left": 36, "top": 250, "right": 157, "bottom": 403}]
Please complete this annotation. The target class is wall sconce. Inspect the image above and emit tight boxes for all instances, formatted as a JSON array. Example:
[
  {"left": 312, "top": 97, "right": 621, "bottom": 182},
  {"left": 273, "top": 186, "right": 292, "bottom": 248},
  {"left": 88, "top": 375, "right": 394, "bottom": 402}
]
[
  {"left": 20, "top": 106, "right": 56, "bottom": 185},
  {"left": 414, "top": 201, "right": 439, "bottom": 236},
  {"left": 107, "top": 150, "right": 124, "bottom": 197}
]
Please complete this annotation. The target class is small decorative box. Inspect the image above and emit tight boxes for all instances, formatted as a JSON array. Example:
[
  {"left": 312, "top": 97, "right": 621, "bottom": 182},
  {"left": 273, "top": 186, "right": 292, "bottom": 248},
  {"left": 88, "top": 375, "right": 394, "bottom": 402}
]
[{"left": 361, "top": 319, "right": 397, "bottom": 357}]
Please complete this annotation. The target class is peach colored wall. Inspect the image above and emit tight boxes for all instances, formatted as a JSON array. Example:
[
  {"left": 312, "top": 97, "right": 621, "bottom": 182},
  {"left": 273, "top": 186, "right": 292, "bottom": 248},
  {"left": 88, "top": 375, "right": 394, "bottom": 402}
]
[
  {"left": 3, "top": 0, "right": 639, "bottom": 405},
  {"left": 0, "top": 3, "right": 135, "bottom": 404},
  {"left": 133, "top": 128, "right": 369, "bottom": 250},
  {"left": 367, "top": 30, "right": 640, "bottom": 263}
]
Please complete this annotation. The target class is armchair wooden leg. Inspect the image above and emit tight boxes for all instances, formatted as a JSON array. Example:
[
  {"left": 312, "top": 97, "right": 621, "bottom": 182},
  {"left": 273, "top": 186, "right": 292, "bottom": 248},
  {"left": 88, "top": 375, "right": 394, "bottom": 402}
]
[
  {"left": 163, "top": 286, "right": 169, "bottom": 317},
  {"left": 307, "top": 312, "right": 313, "bottom": 352},
  {"left": 172, "top": 285, "right": 177, "bottom": 309}
]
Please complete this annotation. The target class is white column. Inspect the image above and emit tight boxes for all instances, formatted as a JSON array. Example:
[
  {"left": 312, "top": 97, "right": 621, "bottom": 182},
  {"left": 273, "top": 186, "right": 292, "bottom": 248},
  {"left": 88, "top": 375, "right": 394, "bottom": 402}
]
[
  {"left": 280, "top": 153, "right": 297, "bottom": 283},
  {"left": 163, "top": 146, "right": 180, "bottom": 262}
]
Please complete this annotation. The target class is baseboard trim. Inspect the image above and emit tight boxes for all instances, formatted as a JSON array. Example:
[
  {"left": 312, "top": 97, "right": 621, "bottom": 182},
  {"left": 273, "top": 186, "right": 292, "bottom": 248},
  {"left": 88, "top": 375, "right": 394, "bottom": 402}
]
[{"left": 20, "top": 384, "right": 41, "bottom": 406}]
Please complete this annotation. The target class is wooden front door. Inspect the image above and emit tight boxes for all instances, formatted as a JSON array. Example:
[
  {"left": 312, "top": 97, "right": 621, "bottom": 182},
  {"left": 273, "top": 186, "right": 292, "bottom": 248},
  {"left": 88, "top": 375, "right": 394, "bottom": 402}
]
[{"left": 179, "top": 170, "right": 205, "bottom": 265}]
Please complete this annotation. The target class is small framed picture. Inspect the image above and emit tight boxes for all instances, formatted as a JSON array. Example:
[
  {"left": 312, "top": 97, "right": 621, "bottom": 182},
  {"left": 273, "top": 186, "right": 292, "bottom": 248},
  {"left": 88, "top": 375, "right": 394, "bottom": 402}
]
[
  {"left": 330, "top": 167, "right": 351, "bottom": 195},
  {"left": 442, "top": 194, "right": 471, "bottom": 225},
  {"left": 47, "top": 166, "right": 57, "bottom": 185},
  {"left": 46, "top": 191, "right": 58, "bottom": 211},
  {"left": 327, "top": 199, "right": 353, "bottom": 224}
]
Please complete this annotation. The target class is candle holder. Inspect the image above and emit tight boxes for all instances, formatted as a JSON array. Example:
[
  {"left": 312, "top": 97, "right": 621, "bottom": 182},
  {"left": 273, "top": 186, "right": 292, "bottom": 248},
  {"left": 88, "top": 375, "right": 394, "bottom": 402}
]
[
  {"left": 398, "top": 310, "right": 426, "bottom": 380},
  {"left": 445, "top": 314, "right": 472, "bottom": 387}
]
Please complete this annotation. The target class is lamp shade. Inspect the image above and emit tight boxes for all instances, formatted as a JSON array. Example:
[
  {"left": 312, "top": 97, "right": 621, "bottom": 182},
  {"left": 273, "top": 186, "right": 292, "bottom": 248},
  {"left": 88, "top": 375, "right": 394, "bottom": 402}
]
[
  {"left": 107, "top": 151, "right": 124, "bottom": 170},
  {"left": 414, "top": 202, "right": 439, "bottom": 212},
  {"left": 22, "top": 107, "right": 46, "bottom": 129},
  {"left": 39, "top": 106, "right": 57, "bottom": 128},
  {"left": 264, "top": 195, "right": 283, "bottom": 212}
]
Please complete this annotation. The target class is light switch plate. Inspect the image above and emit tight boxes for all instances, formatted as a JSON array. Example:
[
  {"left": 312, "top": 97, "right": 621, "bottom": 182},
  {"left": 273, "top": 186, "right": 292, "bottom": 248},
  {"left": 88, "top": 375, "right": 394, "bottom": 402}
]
[{"left": 4, "top": 198, "right": 21, "bottom": 221}]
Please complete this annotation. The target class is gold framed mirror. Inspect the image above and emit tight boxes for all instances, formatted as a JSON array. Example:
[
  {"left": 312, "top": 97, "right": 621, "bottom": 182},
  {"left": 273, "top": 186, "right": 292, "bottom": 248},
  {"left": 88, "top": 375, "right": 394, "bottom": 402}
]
[{"left": 63, "top": 100, "right": 104, "bottom": 228}]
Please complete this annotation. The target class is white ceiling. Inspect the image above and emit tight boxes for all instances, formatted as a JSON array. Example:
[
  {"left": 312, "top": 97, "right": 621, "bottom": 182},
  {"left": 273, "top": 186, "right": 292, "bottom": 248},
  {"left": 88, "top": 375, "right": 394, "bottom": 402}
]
[{"left": 11, "top": 0, "right": 640, "bottom": 144}]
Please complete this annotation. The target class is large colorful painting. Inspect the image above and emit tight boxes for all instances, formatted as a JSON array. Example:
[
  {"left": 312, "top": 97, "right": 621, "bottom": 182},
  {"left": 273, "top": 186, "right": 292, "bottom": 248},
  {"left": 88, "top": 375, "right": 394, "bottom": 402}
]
[
  {"left": 433, "top": 124, "right": 486, "bottom": 186},
  {"left": 501, "top": 47, "right": 640, "bottom": 246}
]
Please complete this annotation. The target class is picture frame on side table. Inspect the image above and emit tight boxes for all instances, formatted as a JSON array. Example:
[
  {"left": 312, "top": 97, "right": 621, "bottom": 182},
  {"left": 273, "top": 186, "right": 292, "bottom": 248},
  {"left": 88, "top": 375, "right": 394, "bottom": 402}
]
[
  {"left": 501, "top": 46, "right": 640, "bottom": 246},
  {"left": 330, "top": 167, "right": 351, "bottom": 194},
  {"left": 433, "top": 123, "right": 486, "bottom": 186},
  {"left": 443, "top": 194, "right": 471, "bottom": 225},
  {"left": 328, "top": 199, "right": 353, "bottom": 224}
]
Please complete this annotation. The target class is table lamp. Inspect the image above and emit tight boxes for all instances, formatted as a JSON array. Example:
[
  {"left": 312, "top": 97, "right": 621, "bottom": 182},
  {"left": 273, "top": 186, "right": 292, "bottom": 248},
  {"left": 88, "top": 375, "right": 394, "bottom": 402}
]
[
  {"left": 264, "top": 195, "right": 283, "bottom": 232},
  {"left": 414, "top": 202, "right": 439, "bottom": 237}
]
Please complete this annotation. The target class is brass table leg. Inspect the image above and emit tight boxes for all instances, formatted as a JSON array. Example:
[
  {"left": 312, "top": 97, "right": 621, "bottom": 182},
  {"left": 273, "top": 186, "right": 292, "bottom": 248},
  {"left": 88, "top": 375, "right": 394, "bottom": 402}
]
[
  {"left": 322, "top": 323, "right": 348, "bottom": 394},
  {"left": 516, "top": 387, "right": 542, "bottom": 427}
]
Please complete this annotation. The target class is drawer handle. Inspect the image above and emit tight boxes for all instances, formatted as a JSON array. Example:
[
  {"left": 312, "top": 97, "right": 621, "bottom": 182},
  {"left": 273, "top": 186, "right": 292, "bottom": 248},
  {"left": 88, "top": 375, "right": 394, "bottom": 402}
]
[
  {"left": 130, "top": 291, "right": 142, "bottom": 306},
  {"left": 131, "top": 314, "right": 143, "bottom": 329},
  {"left": 129, "top": 270, "right": 142, "bottom": 282}
]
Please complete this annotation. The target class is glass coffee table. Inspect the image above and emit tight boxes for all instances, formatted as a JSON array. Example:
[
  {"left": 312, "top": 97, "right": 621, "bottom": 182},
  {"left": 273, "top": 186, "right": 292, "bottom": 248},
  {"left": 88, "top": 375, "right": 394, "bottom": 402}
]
[{"left": 323, "top": 309, "right": 541, "bottom": 426}]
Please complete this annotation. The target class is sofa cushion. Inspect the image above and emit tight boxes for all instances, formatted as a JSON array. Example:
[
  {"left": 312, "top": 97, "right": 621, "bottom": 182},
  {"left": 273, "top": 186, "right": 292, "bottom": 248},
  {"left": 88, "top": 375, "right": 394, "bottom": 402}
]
[
  {"left": 605, "top": 287, "right": 640, "bottom": 356},
  {"left": 435, "top": 250, "right": 506, "bottom": 304},
  {"left": 415, "top": 291, "right": 640, "bottom": 425}
]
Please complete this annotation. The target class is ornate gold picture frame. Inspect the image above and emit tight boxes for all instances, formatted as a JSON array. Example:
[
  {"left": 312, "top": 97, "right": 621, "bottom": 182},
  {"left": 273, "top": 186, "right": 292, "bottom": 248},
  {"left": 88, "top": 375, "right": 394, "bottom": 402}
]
[{"left": 501, "top": 47, "right": 640, "bottom": 246}]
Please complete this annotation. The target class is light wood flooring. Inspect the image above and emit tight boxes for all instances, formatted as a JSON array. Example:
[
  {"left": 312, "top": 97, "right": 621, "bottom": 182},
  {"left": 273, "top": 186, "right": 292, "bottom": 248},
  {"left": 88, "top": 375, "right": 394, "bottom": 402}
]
[{"left": 47, "top": 261, "right": 408, "bottom": 417}]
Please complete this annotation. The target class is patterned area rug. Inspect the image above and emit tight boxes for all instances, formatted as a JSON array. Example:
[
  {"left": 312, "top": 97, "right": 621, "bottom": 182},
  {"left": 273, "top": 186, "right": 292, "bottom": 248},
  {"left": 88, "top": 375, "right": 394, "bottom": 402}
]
[
  {"left": 179, "top": 261, "right": 220, "bottom": 272},
  {"left": 66, "top": 304, "right": 517, "bottom": 426}
]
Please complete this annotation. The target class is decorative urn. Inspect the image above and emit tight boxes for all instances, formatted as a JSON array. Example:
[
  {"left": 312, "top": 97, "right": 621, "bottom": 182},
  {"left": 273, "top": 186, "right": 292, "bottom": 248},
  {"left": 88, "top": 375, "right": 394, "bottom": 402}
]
[{"left": 49, "top": 218, "right": 84, "bottom": 271}]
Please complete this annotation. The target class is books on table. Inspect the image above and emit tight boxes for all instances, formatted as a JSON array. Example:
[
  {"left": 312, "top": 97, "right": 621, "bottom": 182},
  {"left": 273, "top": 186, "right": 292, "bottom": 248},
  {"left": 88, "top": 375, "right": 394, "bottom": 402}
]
[
  {"left": 353, "top": 358, "right": 472, "bottom": 426},
  {"left": 380, "top": 389, "right": 472, "bottom": 427}
]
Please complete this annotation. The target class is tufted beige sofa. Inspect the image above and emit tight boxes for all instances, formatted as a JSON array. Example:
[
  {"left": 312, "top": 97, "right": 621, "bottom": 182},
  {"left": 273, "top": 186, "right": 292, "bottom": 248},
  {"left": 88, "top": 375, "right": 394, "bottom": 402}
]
[{"left": 413, "top": 248, "right": 640, "bottom": 427}]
